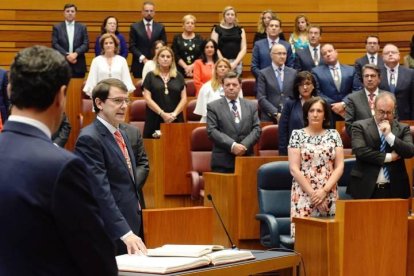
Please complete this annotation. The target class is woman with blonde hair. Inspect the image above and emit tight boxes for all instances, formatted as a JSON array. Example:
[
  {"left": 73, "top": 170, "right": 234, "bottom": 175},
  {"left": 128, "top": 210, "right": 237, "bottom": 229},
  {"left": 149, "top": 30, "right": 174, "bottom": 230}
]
[
  {"left": 142, "top": 46, "right": 187, "bottom": 138},
  {"left": 211, "top": 6, "right": 246, "bottom": 76},
  {"left": 289, "top": 14, "right": 310, "bottom": 54},
  {"left": 253, "top": 10, "right": 286, "bottom": 44},
  {"left": 194, "top": 58, "right": 243, "bottom": 122},
  {"left": 84, "top": 33, "right": 134, "bottom": 97},
  {"left": 172, "top": 14, "right": 203, "bottom": 77}
]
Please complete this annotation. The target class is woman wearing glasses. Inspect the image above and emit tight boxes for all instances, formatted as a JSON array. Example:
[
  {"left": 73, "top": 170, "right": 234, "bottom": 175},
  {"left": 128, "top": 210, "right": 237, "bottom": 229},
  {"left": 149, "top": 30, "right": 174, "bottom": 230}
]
[
  {"left": 83, "top": 33, "right": 135, "bottom": 97},
  {"left": 142, "top": 46, "right": 187, "bottom": 138}
]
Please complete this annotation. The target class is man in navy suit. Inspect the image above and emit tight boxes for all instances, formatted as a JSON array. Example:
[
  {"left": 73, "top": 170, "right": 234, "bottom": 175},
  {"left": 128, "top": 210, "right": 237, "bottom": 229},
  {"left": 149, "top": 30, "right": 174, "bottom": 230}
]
[
  {"left": 354, "top": 35, "right": 384, "bottom": 83},
  {"left": 130, "top": 1, "right": 167, "bottom": 78},
  {"left": 75, "top": 78, "right": 147, "bottom": 255},
  {"left": 251, "top": 18, "right": 294, "bottom": 79},
  {"left": 294, "top": 25, "right": 324, "bottom": 72},
  {"left": 0, "top": 68, "right": 9, "bottom": 123},
  {"left": 379, "top": 43, "right": 414, "bottom": 120},
  {"left": 256, "top": 44, "right": 297, "bottom": 122},
  {"left": 52, "top": 3, "right": 89, "bottom": 78},
  {"left": 312, "top": 43, "right": 361, "bottom": 127},
  {"left": 207, "top": 72, "right": 261, "bottom": 173},
  {"left": 0, "top": 46, "right": 116, "bottom": 275}
]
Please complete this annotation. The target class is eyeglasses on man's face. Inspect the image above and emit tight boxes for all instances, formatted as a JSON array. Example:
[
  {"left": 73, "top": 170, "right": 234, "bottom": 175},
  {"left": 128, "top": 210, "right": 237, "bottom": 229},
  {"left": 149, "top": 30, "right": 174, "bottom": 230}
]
[{"left": 107, "top": 97, "right": 130, "bottom": 105}]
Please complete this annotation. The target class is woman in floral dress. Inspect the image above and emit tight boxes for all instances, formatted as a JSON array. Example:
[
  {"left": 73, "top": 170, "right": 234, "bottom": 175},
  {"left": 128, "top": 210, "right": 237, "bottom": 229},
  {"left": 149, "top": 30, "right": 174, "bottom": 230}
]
[{"left": 288, "top": 97, "right": 344, "bottom": 238}]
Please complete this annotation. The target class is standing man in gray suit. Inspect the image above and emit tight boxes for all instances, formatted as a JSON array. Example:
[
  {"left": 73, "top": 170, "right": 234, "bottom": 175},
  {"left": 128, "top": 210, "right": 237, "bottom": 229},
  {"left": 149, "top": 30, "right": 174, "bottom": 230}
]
[
  {"left": 207, "top": 72, "right": 261, "bottom": 173},
  {"left": 52, "top": 3, "right": 89, "bottom": 78},
  {"left": 379, "top": 43, "right": 414, "bottom": 120},
  {"left": 256, "top": 43, "right": 297, "bottom": 122},
  {"left": 129, "top": 1, "right": 167, "bottom": 78},
  {"left": 345, "top": 64, "right": 386, "bottom": 136}
]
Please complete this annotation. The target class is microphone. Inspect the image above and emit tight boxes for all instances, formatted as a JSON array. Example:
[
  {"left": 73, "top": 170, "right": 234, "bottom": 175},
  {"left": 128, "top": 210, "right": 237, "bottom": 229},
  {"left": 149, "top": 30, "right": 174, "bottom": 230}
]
[{"left": 206, "top": 194, "right": 238, "bottom": 250}]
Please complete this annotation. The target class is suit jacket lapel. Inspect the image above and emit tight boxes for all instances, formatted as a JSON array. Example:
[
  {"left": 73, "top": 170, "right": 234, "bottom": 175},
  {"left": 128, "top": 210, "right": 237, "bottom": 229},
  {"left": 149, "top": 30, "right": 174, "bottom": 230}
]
[
  {"left": 221, "top": 97, "right": 240, "bottom": 133},
  {"left": 323, "top": 65, "right": 337, "bottom": 90},
  {"left": 95, "top": 119, "right": 135, "bottom": 182},
  {"left": 239, "top": 99, "right": 249, "bottom": 131}
]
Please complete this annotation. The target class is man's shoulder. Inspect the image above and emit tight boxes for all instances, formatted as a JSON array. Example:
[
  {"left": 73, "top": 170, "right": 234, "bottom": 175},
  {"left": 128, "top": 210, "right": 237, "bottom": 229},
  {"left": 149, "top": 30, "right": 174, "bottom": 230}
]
[
  {"left": 311, "top": 64, "right": 326, "bottom": 74},
  {"left": 355, "top": 55, "right": 367, "bottom": 64},
  {"left": 348, "top": 89, "right": 365, "bottom": 99},
  {"left": 295, "top": 48, "right": 308, "bottom": 57}
]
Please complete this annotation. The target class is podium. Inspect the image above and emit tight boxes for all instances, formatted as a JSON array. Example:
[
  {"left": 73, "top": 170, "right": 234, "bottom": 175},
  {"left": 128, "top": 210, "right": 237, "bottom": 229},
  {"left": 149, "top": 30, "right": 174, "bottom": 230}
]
[{"left": 294, "top": 199, "right": 410, "bottom": 276}]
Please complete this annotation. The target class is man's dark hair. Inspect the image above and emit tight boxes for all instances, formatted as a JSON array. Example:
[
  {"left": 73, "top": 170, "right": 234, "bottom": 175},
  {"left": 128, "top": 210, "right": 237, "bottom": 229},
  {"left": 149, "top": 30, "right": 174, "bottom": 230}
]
[
  {"left": 303, "top": 96, "right": 331, "bottom": 129},
  {"left": 366, "top": 35, "right": 380, "bottom": 45},
  {"left": 92, "top": 78, "right": 128, "bottom": 113},
  {"left": 308, "top": 24, "right": 322, "bottom": 35},
  {"left": 9, "top": 45, "right": 71, "bottom": 111},
  {"left": 63, "top": 3, "right": 77, "bottom": 11}
]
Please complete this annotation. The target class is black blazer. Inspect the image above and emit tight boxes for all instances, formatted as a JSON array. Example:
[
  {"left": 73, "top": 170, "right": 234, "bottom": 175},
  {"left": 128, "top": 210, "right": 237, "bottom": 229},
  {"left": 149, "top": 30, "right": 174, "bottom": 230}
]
[
  {"left": 52, "top": 21, "right": 89, "bottom": 77},
  {"left": 0, "top": 121, "right": 116, "bottom": 275},
  {"left": 354, "top": 54, "right": 384, "bottom": 83},
  {"left": 379, "top": 66, "right": 414, "bottom": 120},
  {"left": 348, "top": 118, "right": 414, "bottom": 199},
  {"left": 294, "top": 47, "right": 325, "bottom": 72},
  {"left": 129, "top": 20, "right": 167, "bottom": 78},
  {"left": 75, "top": 119, "right": 142, "bottom": 243}
]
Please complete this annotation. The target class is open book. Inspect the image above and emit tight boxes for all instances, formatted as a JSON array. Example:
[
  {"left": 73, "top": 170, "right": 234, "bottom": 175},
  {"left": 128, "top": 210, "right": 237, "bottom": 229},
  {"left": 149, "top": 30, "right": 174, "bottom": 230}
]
[
  {"left": 117, "top": 248, "right": 255, "bottom": 274},
  {"left": 147, "top": 244, "right": 224, "bottom": 258}
]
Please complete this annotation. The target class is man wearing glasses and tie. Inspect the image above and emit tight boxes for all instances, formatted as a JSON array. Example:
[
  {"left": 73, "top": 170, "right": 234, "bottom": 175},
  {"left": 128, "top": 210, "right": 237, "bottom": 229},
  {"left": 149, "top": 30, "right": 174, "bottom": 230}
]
[
  {"left": 354, "top": 35, "right": 384, "bottom": 83},
  {"left": 348, "top": 92, "right": 414, "bottom": 199},
  {"left": 207, "top": 72, "right": 261, "bottom": 173},
  {"left": 75, "top": 78, "right": 148, "bottom": 256}
]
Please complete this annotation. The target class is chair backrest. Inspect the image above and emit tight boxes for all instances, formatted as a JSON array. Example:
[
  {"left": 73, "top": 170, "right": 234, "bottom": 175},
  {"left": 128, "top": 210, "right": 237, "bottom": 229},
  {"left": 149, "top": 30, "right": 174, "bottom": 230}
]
[
  {"left": 133, "top": 80, "right": 143, "bottom": 97},
  {"left": 339, "top": 125, "right": 353, "bottom": 155},
  {"left": 410, "top": 125, "right": 414, "bottom": 140},
  {"left": 241, "top": 78, "right": 256, "bottom": 97},
  {"left": 338, "top": 158, "right": 355, "bottom": 199},
  {"left": 258, "top": 125, "right": 279, "bottom": 156},
  {"left": 186, "top": 79, "right": 196, "bottom": 97},
  {"left": 81, "top": 99, "right": 93, "bottom": 113},
  {"left": 186, "top": 99, "right": 202, "bottom": 122},
  {"left": 257, "top": 161, "right": 292, "bottom": 217},
  {"left": 129, "top": 99, "right": 147, "bottom": 134},
  {"left": 190, "top": 126, "right": 213, "bottom": 172}
]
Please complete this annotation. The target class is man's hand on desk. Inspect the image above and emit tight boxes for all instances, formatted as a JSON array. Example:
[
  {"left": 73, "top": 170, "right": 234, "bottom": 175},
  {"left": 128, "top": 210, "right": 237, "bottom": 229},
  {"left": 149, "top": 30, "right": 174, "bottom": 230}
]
[{"left": 123, "top": 233, "right": 148, "bottom": 255}]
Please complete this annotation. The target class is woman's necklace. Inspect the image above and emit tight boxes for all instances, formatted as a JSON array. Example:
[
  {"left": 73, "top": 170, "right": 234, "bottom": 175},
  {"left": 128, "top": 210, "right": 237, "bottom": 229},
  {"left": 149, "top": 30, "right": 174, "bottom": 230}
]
[{"left": 160, "top": 72, "right": 170, "bottom": 95}]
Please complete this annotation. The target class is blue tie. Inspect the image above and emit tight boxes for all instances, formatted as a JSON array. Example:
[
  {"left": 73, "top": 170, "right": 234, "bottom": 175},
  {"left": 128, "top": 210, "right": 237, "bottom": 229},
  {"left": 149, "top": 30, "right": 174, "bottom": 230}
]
[
  {"left": 380, "top": 134, "right": 390, "bottom": 181},
  {"left": 276, "top": 67, "right": 283, "bottom": 91}
]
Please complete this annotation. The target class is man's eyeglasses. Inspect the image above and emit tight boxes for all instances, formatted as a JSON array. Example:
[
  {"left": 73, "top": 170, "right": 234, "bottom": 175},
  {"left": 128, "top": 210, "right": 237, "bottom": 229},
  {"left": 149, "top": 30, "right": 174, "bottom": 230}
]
[
  {"left": 375, "top": 109, "right": 394, "bottom": 117},
  {"left": 107, "top": 97, "right": 130, "bottom": 105}
]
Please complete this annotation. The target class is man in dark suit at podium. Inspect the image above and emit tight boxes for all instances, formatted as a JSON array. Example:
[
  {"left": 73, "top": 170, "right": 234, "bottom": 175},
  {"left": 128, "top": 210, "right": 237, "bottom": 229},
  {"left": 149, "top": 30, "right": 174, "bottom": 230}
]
[
  {"left": 207, "top": 72, "right": 261, "bottom": 173},
  {"left": 52, "top": 3, "right": 89, "bottom": 78},
  {"left": 129, "top": 1, "right": 167, "bottom": 78},
  {"left": 348, "top": 92, "right": 414, "bottom": 199},
  {"left": 0, "top": 45, "right": 116, "bottom": 275}
]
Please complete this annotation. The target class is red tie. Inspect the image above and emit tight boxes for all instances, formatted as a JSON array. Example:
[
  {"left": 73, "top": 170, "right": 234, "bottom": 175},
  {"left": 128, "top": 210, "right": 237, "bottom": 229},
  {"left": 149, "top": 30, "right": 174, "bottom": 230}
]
[
  {"left": 146, "top": 23, "right": 152, "bottom": 40},
  {"left": 114, "top": 130, "right": 132, "bottom": 172}
]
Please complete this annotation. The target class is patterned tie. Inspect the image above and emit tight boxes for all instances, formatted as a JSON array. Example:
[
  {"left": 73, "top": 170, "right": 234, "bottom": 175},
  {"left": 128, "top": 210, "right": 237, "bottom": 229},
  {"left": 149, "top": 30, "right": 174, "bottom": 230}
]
[
  {"left": 276, "top": 67, "right": 283, "bottom": 91},
  {"left": 230, "top": 100, "right": 240, "bottom": 124},
  {"left": 370, "top": 55, "right": 375, "bottom": 64},
  {"left": 380, "top": 134, "right": 390, "bottom": 181},
  {"left": 146, "top": 23, "right": 152, "bottom": 40},
  {"left": 368, "top": 93, "right": 375, "bottom": 114},
  {"left": 114, "top": 130, "right": 133, "bottom": 174},
  {"left": 331, "top": 66, "right": 341, "bottom": 91},
  {"left": 389, "top": 69, "right": 396, "bottom": 93},
  {"left": 313, "top": 48, "right": 319, "bottom": 65}
]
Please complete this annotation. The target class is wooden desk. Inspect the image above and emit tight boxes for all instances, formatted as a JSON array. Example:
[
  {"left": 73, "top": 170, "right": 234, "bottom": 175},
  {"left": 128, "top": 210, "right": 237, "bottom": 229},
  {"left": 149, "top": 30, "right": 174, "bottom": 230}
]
[
  {"left": 408, "top": 215, "right": 414, "bottom": 276},
  {"left": 203, "top": 156, "right": 288, "bottom": 248},
  {"left": 294, "top": 199, "right": 409, "bottom": 276},
  {"left": 119, "top": 250, "right": 301, "bottom": 276}
]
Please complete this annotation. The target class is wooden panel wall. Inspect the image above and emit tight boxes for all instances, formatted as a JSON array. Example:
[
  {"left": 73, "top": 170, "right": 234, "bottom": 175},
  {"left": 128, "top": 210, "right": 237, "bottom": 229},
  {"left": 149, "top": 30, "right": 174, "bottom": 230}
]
[{"left": 1, "top": 0, "right": 413, "bottom": 72}]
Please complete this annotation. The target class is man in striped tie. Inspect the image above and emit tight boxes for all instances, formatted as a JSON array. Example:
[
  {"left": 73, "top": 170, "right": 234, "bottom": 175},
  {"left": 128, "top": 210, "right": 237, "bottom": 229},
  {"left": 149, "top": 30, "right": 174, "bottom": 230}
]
[
  {"left": 75, "top": 78, "right": 147, "bottom": 255},
  {"left": 348, "top": 92, "right": 414, "bottom": 199}
]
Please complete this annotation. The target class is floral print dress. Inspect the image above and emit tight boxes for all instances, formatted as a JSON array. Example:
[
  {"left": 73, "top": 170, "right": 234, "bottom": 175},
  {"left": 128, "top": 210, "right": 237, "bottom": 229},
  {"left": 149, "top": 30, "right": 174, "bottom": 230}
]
[{"left": 288, "top": 128, "right": 343, "bottom": 238}]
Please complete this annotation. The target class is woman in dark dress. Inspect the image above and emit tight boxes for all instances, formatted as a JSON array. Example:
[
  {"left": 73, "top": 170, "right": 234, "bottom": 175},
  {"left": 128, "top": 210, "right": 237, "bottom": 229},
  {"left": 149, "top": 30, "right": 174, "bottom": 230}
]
[
  {"left": 172, "top": 14, "right": 203, "bottom": 78},
  {"left": 211, "top": 6, "right": 246, "bottom": 76},
  {"left": 142, "top": 46, "right": 187, "bottom": 138}
]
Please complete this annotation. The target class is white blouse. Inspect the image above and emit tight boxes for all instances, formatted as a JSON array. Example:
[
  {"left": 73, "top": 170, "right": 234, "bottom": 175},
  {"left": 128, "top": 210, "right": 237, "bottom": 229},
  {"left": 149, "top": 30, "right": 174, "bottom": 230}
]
[
  {"left": 194, "top": 80, "right": 243, "bottom": 123},
  {"left": 142, "top": 60, "right": 156, "bottom": 82},
  {"left": 83, "top": 55, "right": 135, "bottom": 97}
]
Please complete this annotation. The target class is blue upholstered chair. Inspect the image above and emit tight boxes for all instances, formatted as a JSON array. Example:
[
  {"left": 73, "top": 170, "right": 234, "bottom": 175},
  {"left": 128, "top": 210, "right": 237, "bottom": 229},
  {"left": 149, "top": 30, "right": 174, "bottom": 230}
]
[
  {"left": 256, "top": 161, "right": 294, "bottom": 249},
  {"left": 338, "top": 158, "right": 355, "bottom": 200}
]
